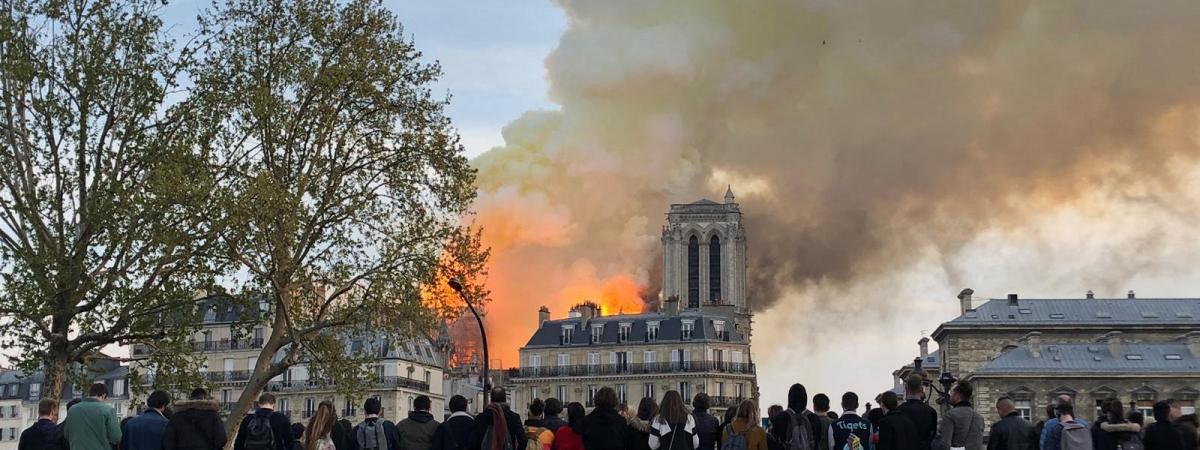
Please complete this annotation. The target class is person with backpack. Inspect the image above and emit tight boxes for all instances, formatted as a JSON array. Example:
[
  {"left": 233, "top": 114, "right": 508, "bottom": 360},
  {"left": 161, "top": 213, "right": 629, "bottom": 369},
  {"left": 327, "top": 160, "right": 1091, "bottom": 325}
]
[
  {"left": 543, "top": 399, "right": 566, "bottom": 434},
  {"left": 781, "top": 384, "right": 822, "bottom": 450},
  {"left": 937, "top": 381, "right": 984, "bottom": 450},
  {"left": 829, "top": 393, "right": 870, "bottom": 450},
  {"left": 524, "top": 398, "right": 555, "bottom": 450},
  {"left": 121, "top": 390, "right": 171, "bottom": 450},
  {"left": 1143, "top": 401, "right": 1186, "bottom": 450},
  {"left": 163, "top": 388, "right": 227, "bottom": 450},
  {"left": 578, "top": 387, "right": 626, "bottom": 450},
  {"left": 875, "top": 392, "right": 917, "bottom": 450},
  {"left": 1040, "top": 396, "right": 1088, "bottom": 450},
  {"left": 398, "top": 395, "right": 440, "bottom": 450},
  {"left": 986, "top": 397, "right": 1035, "bottom": 450},
  {"left": 1092, "top": 400, "right": 1141, "bottom": 450},
  {"left": 812, "top": 395, "right": 834, "bottom": 450},
  {"left": 351, "top": 397, "right": 400, "bottom": 450},
  {"left": 1045, "top": 402, "right": 1091, "bottom": 450},
  {"left": 649, "top": 390, "right": 698, "bottom": 450},
  {"left": 431, "top": 395, "right": 474, "bottom": 450},
  {"left": 627, "top": 397, "right": 659, "bottom": 450},
  {"left": 722, "top": 399, "right": 768, "bottom": 450},
  {"left": 469, "top": 387, "right": 526, "bottom": 450},
  {"left": 552, "top": 403, "right": 586, "bottom": 450},
  {"left": 897, "top": 375, "right": 937, "bottom": 450},
  {"left": 234, "top": 392, "right": 294, "bottom": 450},
  {"left": 694, "top": 394, "right": 721, "bottom": 450}
]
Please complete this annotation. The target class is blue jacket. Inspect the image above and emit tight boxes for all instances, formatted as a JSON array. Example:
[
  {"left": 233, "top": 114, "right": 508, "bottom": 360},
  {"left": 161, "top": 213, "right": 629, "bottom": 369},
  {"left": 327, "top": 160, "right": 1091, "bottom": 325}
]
[
  {"left": 1041, "top": 418, "right": 1090, "bottom": 450},
  {"left": 122, "top": 410, "right": 169, "bottom": 450}
]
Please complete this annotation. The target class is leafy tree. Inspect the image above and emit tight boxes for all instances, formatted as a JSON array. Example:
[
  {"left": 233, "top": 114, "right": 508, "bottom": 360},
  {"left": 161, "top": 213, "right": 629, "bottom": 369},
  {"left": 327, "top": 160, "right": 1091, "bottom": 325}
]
[
  {"left": 194, "top": 0, "right": 482, "bottom": 432},
  {"left": 0, "top": 0, "right": 219, "bottom": 399}
]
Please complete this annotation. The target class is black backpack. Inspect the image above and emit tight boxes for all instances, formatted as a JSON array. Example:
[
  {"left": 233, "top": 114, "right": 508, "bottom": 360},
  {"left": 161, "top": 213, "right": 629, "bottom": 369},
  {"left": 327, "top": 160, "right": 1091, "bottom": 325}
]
[{"left": 244, "top": 415, "right": 276, "bottom": 450}]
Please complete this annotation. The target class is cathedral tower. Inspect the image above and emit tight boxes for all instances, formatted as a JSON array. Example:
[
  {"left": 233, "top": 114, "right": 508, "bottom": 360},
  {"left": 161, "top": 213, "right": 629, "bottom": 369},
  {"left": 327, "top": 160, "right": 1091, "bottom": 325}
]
[{"left": 661, "top": 187, "right": 747, "bottom": 311}]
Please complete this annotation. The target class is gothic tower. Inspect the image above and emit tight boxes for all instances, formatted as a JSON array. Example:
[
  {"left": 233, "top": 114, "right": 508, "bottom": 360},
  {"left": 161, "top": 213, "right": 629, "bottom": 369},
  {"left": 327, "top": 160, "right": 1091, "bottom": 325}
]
[{"left": 661, "top": 186, "right": 747, "bottom": 312}]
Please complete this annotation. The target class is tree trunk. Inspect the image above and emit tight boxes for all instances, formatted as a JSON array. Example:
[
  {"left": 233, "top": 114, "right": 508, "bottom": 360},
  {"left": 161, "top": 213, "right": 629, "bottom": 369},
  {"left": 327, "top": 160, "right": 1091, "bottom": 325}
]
[
  {"left": 223, "top": 303, "right": 291, "bottom": 445},
  {"left": 42, "top": 352, "right": 72, "bottom": 401}
]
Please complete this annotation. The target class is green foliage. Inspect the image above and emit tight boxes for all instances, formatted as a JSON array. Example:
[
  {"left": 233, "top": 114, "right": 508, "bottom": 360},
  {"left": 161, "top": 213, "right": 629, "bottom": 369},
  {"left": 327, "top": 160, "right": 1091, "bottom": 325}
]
[{"left": 0, "top": 0, "right": 219, "bottom": 398}]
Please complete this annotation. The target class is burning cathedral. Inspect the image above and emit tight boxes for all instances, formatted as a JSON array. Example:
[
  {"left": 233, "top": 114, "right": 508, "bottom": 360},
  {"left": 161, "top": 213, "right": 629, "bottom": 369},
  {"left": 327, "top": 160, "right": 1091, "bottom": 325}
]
[{"left": 509, "top": 188, "right": 757, "bottom": 412}]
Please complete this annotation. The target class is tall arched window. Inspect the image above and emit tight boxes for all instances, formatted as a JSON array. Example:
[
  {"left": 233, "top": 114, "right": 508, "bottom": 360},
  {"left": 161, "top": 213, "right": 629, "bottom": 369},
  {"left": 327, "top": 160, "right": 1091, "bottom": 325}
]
[
  {"left": 687, "top": 236, "right": 699, "bottom": 308},
  {"left": 709, "top": 235, "right": 721, "bottom": 302}
]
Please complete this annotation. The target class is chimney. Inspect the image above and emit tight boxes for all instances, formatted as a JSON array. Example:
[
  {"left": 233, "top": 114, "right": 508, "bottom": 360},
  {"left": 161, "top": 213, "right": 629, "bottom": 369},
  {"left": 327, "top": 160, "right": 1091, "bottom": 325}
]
[
  {"left": 1127, "top": 290, "right": 1136, "bottom": 299},
  {"left": 1023, "top": 331, "right": 1042, "bottom": 358},
  {"left": 918, "top": 337, "right": 930, "bottom": 359},
  {"left": 1007, "top": 294, "right": 1019, "bottom": 306},
  {"left": 957, "top": 288, "right": 975, "bottom": 314},
  {"left": 571, "top": 301, "right": 600, "bottom": 323},
  {"left": 1086, "top": 290, "right": 1095, "bottom": 299},
  {"left": 1100, "top": 331, "right": 1123, "bottom": 357},
  {"left": 1181, "top": 331, "right": 1200, "bottom": 357},
  {"left": 538, "top": 306, "right": 550, "bottom": 325},
  {"left": 663, "top": 296, "right": 680, "bottom": 317}
]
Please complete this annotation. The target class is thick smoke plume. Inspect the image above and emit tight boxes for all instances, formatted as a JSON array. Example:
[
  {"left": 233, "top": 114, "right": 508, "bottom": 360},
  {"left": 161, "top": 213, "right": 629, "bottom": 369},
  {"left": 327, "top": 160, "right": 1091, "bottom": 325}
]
[{"left": 469, "top": 0, "right": 1200, "bottom": 377}]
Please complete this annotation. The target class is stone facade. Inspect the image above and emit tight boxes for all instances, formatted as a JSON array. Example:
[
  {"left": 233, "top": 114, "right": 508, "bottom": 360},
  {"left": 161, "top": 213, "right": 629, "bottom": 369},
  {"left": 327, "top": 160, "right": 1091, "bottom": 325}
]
[{"left": 930, "top": 290, "right": 1200, "bottom": 428}]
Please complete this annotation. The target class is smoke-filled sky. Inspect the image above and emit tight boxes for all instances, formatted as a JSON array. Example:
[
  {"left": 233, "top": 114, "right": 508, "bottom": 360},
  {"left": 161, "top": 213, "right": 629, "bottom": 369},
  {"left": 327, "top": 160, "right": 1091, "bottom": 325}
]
[
  {"left": 403, "top": 0, "right": 1200, "bottom": 404},
  {"left": 60, "top": 0, "right": 1200, "bottom": 406}
]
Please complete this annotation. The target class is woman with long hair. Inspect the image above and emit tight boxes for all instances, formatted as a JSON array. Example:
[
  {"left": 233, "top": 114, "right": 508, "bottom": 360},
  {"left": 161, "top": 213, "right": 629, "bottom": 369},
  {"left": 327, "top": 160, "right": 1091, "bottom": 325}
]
[
  {"left": 649, "top": 390, "right": 698, "bottom": 450},
  {"left": 1094, "top": 400, "right": 1141, "bottom": 450},
  {"left": 579, "top": 387, "right": 629, "bottom": 450},
  {"left": 552, "top": 402, "right": 586, "bottom": 450},
  {"left": 626, "top": 397, "right": 659, "bottom": 450},
  {"left": 723, "top": 399, "right": 768, "bottom": 450},
  {"left": 303, "top": 400, "right": 339, "bottom": 450}
]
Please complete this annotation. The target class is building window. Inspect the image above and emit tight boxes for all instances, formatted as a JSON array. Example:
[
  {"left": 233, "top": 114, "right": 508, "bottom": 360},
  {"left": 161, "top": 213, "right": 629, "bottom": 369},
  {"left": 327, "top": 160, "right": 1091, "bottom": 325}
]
[
  {"left": 558, "top": 385, "right": 569, "bottom": 402},
  {"left": 588, "top": 353, "right": 600, "bottom": 367},
  {"left": 305, "top": 398, "right": 315, "bottom": 418},
  {"left": 717, "top": 382, "right": 726, "bottom": 398},
  {"left": 713, "top": 349, "right": 725, "bottom": 370},
  {"left": 679, "top": 382, "right": 691, "bottom": 401},
  {"left": 28, "top": 383, "right": 39, "bottom": 400},
  {"left": 278, "top": 398, "right": 289, "bottom": 414},
  {"left": 736, "top": 383, "right": 745, "bottom": 399},
  {"left": 647, "top": 322, "right": 659, "bottom": 342},
  {"left": 617, "top": 384, "right": 627, "bottom": 404},
  {"left": 731, "top": 350, "right": 743, "bottom": 366},
  {"left": 530, "top": 354, "right": 541, "bottom": 368},
  {"left": 113, "top": 379, "right": 125, "bottom": 397},
  {"left": 424, "top": 370, "right": 431, "bottom": 386},
  {"left": 558, "top": 354, "right": 570, "bottom": 366},
  {"left": 1015, "top": 400, "right": 1032, "bottom": 421},
  {"left": 343, "top": 398, "right": 356, "bottom": 417},
  {"left": 530, "top": 386, "right": 538, "bottom": 403},
  {"left": 615, "top": 352, "right": 631, "bottom": 372},
  {"left": 561, "top": 326, "right": 574, "bottom": 345},
  {"left": 588, "top": 385, "right": 598, "bottom": 406},
  {"left": 681, "top": 321, "right": 694, "bottom": 340},
  {"left": 644, "top": 383, "right": 655, "bottom": 400},
  {"left": 591, "top": 326, "right": 603, "bottom": 343},
  {"left": 687, "top": 236, "right": 699, "bottom": 308},
  {"left": 709, "top": 235, "right": 721, "bottom": 302},
  {"left": 618, "top": 324, "right": 631, "bottom": 342},
  {"left": 714, "top": 321, "right": 727, "bottom": 341},
  {"left": 644, "top": 351, "right": 657, "bottom": 364}
]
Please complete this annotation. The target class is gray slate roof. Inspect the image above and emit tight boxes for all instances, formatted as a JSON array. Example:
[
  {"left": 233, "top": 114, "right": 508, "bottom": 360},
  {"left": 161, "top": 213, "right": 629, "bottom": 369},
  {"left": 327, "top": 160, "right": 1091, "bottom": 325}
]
[
  {"left": 524, "top": 311, "right": 745, "bottom": 348},
  {"left": 974, "top": 343, "right": 1200, "bottom": 375},
  {"left": 947, "top": 298, "right": 1200, "bottom": 326},
  {"left": 345, "top": 334, "right": 443, "bottom": 367}
]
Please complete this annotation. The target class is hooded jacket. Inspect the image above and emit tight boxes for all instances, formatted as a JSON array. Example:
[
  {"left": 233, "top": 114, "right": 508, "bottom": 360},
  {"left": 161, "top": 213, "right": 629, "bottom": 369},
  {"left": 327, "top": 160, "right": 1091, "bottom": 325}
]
[
  {"left": 787, "top": 384, "right": 825, "bottom": 450},
  {"left": 398, "top": 410, "right": 440, "bottom": 450},
  {"left": 163, "top": 400, "right": 227, "bottom": 450}
]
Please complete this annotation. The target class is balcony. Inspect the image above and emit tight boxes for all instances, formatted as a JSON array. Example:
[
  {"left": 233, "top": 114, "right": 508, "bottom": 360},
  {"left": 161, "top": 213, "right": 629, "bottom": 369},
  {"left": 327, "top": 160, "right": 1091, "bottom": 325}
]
[
  {"left": 264, "top": 376, "right": 430, "bottom": 393},
  {"left": 203, "top": 370, "right": 252, "bottom": 383},
  {"left": 509, "top": 361, "right": 756, "bottom": 379},
  {"left": 191, "top": 338, "right": 265, "bottom": 352}
]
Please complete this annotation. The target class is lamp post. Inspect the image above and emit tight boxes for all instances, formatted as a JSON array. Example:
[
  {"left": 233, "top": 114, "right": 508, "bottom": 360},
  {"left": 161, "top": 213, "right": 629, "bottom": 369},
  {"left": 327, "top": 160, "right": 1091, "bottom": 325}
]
[{"left": 448, "top": 278, "right": 490, "bottom": 404}]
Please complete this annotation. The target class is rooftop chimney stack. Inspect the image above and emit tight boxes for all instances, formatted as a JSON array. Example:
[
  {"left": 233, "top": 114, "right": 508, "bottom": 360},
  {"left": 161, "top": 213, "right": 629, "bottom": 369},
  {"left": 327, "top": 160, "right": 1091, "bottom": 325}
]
[
  {"left": 918, "top": 337, "right": 930, "bottom": 358},
  {"left": 958, "top": 288, "right": 975, "bottom": 315},
  {"left": 663, "top": 296, "right": 680, "bottom": 317},
  {"left": 1086, "top": 290, "right": 1095, "bottom": 299},
  {"left": 538, "top": 306, "right": 551, "bottom": 325},
  {"left": 1007, "top": 294, "right": 1019, "bottom": 306},
  {"left": 1024, "top": 331, "right": 1042, "bottom": 358},
  {"left": 1127, "top": 290, "right": 1136, "bottom": 299},
  {"left": 1101, "top": 331, "right": 1123, "bottom": 357}
]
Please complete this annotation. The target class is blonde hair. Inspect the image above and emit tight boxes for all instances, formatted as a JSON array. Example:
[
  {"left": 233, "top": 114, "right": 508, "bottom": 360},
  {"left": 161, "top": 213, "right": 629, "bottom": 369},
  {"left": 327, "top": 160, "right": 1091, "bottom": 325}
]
[
  {"left": 303, "top": 400, "right": 338, "bottom": 450},
  {"left": 736, "top": 399, "right": 759, "bottom": 423}
]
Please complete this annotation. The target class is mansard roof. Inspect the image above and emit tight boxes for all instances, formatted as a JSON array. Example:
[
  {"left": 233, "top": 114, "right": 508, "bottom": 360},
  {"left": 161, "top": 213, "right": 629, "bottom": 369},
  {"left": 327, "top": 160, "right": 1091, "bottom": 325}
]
[
  {"left": 522, "top": 309, "right": 746, "bottom": 348},
  {"left": 934, "top": 297, "right": 1200, "bottom": 339},
  {"left": 972, "top": 343, "right": 1200, "bottom": 375}
]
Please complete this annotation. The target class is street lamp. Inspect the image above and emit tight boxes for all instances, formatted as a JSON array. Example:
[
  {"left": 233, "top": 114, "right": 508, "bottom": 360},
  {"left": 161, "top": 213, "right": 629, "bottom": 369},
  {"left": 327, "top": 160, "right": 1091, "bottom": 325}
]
[{"left": 448, "top": 278, "right": 490, "bottom": 404}]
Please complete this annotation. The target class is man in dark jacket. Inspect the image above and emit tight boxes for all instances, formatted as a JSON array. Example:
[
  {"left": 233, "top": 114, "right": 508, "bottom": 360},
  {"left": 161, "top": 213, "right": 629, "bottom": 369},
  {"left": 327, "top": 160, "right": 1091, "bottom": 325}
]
[
  {"left": 987, "top": 397, "right": 1035, "bottom": 450},
  {"left": 398, "top": 395, "right": 440, "bottom": 450},
  {"left": 163, "top": 388, "right": 226, "bottom": 450},
  {"left": 234, "top": 392, "right": 293, "bottom": 450},
  {"left": 1144, "top": 400, "right": 1186, "bottom": 450},
  {"left": 897, "top": 375, "right": 937, "bottom": 450},
  {"left": 876, "top": 392, "right": 917, "bottom": 450},
  {"left": 577, "top": 387, "right": 625, "bottom": 450},
  {"left": 122, "top": 390, "right": 171, "bottom": 450},
  {"left": 469, "top": 388, "right": 526, "bottom": 450},
  {"left": 543, "top": 398, "right": 566, "bottom": 433},
  {"left": 785, "top": 383, "right": 826, "bottom": 450},
  {"left": 19, "top": 398, "right": 67, "bottom": 450},
  {"left": 830, "top": 392, "right": 871, "bottom": 450},
  {"left": 350, "top": 397, "right": 400, "bottom": 450},
  {"left": 432, "top": 395, "right": 475, "bottom": 450},
  {"left": 692, "top": 393, "right": 720, "bottom": 450}
]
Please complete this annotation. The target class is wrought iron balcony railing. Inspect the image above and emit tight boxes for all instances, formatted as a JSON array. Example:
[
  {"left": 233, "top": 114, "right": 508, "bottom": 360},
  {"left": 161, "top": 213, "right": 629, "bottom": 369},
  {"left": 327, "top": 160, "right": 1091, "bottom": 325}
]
[{"left": 509, "top": 361, "right": 755, "bottom": 379}]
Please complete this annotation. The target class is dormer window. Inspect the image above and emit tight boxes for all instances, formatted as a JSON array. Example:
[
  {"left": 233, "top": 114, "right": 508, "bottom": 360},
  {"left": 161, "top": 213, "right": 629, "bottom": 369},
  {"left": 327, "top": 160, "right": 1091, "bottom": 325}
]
[
  {"left": 681, "top": 320, "right": 695, "bottom": 340},
  {"left": 646, "top": 322, "right": 659, "bottom": 342},
  {"left": 618, "top": 323, "right": 632, "bottom": 342},
  {"left": 714, "top": 321, "right": 727, "bottom": 341},
  {"left": 591, "top": 325, "right": 603, "bottom": 343},
  {"left": 561, "top": 325, "right": 574, "bottom": 345}
]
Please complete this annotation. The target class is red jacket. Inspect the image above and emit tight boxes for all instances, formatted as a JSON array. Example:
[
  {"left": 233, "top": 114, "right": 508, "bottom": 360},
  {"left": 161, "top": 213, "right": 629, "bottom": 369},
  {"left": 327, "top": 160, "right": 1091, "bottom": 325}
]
[{"left": 552, "top": 426, "right": 584, "bottom": 450}]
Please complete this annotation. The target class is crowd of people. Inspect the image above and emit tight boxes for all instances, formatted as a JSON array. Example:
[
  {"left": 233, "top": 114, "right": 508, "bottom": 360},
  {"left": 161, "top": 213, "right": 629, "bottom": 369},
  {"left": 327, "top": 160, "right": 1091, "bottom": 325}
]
[{"left": 14, "top": 375, "right": 1200, "bottom": 450}]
